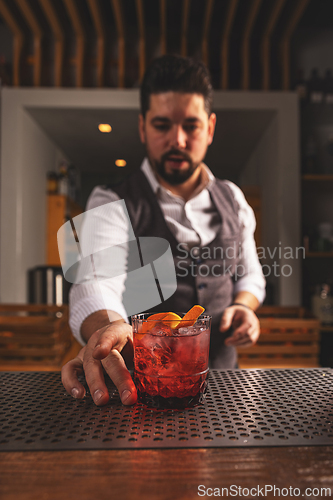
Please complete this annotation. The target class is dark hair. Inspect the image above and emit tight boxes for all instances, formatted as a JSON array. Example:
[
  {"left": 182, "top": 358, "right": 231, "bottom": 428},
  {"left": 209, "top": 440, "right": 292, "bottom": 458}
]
[{"left": 140, "top": 55, "right": 213, "bottom": 117}]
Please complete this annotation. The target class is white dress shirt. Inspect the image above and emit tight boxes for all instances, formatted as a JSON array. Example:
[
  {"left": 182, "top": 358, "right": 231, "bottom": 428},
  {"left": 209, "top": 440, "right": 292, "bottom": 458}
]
[{"left": 69, "top": 158, "right": 266, "bottom": 344}]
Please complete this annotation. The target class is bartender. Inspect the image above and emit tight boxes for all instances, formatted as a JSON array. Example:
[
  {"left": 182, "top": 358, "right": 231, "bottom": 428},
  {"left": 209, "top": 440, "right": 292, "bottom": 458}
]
[{"left": 61, "top": 55, "right": 265, "bottom": 406}]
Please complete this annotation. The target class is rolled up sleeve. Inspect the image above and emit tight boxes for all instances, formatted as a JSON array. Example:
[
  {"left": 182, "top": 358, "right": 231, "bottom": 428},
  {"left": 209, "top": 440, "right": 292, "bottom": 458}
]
[{"left": 68, "top": 186, "right": 131, "bottom": 345}]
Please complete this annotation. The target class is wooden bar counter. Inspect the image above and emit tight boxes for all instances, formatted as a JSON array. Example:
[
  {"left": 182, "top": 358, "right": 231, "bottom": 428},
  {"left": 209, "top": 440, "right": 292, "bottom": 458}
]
[{"left": 1, "top": 446, "right": 333, "bottom": 500}]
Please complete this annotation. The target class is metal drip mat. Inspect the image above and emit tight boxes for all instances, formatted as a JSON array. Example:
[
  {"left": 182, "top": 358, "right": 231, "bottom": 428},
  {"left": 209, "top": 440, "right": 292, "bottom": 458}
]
[{"left": 1, "top": 369, "right": 333, "bottom": 451}]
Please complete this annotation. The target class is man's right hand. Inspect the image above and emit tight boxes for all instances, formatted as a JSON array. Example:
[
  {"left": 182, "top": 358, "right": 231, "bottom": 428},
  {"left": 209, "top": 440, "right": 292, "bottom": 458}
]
[{"left": 61, "top": 320, "right": 137, "bottom": 406}]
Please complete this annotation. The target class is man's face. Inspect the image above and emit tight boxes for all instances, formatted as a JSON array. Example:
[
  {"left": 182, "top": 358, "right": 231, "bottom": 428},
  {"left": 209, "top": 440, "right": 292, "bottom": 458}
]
[{"left": 139, "top": 92, "right": 216, "bottom": 185}]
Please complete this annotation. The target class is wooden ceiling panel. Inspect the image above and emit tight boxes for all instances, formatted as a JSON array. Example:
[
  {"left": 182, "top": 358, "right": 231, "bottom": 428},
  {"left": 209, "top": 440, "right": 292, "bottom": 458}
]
[
  {"left": 0, "top": 0, "right": 315, "bottom": 90},
  {"left": 180, "top": 0, "right": 190, "bottom": 57},
  {"left": 135, "top": 0, "right": 145, "bottom": 80},
  {"left": 159, "top": 0, "right": 166, "bottom": 55},
  {"left": 38, "top": 0, "right": 64, "bottom": 86},
  {"left": 0, "top": 0, "right": 24, "bottom": 86},
  {"left": 221, "top": 0, "right": 239, "bottom": 90},
  {"left": 241, "top": 0, "right": 262, "bottom": 90},
  {"left": 201, "top": 0, "right": 214, "bottom": 67},
  {"left": 63, "top": 0, "right": 85, "bottom": 87},
  {"left": 110, "top": 0, "right": 125, "bottom": 88},
  {"left": 280, "top": 0, "right": 311, "bottom": 90},
  {"left": 15, "top": 0, "right": 42, "bottom": 86},
  {"left": 87, "top": 0, "right": 106, "bottom": 87}
]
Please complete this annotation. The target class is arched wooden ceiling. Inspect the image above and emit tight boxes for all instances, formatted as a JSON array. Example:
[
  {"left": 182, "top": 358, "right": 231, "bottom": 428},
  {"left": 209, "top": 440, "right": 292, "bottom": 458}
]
[{"left": 0, "top": 0, "right": 317, "bottom": 89}]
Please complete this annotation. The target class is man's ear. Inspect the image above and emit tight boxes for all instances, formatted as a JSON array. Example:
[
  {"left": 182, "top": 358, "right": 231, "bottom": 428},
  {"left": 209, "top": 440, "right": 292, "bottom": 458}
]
[
  {"left": 207, "top": 112, "right": 216, "bottom": 145},
  {"left": 138, "top": 114, "right": 146, "bottom": 144}
]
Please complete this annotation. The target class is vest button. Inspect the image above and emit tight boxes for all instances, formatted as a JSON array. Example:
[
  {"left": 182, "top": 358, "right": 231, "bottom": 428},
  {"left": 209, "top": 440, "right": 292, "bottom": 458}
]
[
  {"left": 198, "top": 283, "right": 207, "bottom": 290},
  {"left": 191, "top": 247, "right": 200, "bottom": 257},
  {"left": 196, "top": 258, "right": 202, "bottom": 264}
]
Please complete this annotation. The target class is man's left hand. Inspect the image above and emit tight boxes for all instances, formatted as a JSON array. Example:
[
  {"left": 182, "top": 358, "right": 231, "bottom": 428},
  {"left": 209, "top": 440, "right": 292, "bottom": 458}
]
[{"left": 220, "top": 304, "right": 260, "bottom": 347}]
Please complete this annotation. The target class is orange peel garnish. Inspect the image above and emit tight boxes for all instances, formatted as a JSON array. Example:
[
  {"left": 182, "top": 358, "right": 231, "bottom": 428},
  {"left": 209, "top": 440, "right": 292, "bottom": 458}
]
[
  {"left": 161, "top": 312, "right": 182, "bottom": 329},
  {"left": 177, "top": 305, "right": 205, "bottom": 328},
  {"left": 141, "top": 312, "right": 168, "bottom": 334},
  {"left": 136, "top": 306, "right": 205, "bottom": 338}
]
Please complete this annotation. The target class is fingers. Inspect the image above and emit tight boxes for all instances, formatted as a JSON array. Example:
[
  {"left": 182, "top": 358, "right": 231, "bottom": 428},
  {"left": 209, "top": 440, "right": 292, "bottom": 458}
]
[
  {"left": 222, "top": 306, "right": 260, "bottom": 347},
  {"left": 225, "top": 324, "right": 259, "bottom": 347},
  {"left": 61, "top": 348, "right": 86, "bottom": 399},
  {"left": 92, "top": 321, "right": 133, "bottom": 361},
  {"left": 61, "top": 322, "right": 137, "bottom": 407},
  {"left": 83, "top": 339, "right": 110, "bottom": 406},
  {"left": 102, "top": 350, "right": 137, "bottom": 405},
  {"left": 219, "top": 307, "right": 235, "bottom": 332}
]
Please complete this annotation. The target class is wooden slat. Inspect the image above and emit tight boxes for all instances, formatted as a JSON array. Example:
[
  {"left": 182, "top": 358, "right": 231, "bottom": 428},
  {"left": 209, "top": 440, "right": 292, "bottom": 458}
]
[
  {"left": 87, "top": 0, "right": 105, "bottom": 87},
  {"left": 257, "top": 305, "right": 306, "bottom": 317},
  {"left": 0, "top": 304, "right": 67, "bottom": 313},
  {"left": 260, "top": 318, "right": 320, "bottom": 330},
  {"left": 241, "top": 0, "right": 262, "bottom": 90},
  {"left": 258, "top": 332, "right": 320, "bottom": 343},
  {"left": 0, "top": 307, "right": 78, "bottom": 371},
  {"left": 303, "top": 174, "right": 333, "bottom": 181},
  {"left": 280, "top": 0, "right": 310, "bottom": 90},
  {"left": 15, "top": 0, "right": 42, "bottom": 86},
  {"left": 238, "top": 357, "right": 319, "bottom": 368},
  {"left": 0, "top": 330, "right": 69, "bottom": 347},
  {"left": 0, "top": 327, "right": 65, "bottom": 346},
  {"left": 0, "top": 0, "right": 24, "bottom": 86},
  {"left": 0, "top": 336, "right": 81, "bottom": 371},
  {"left": 63, "top": 0, "right": 85, "bottom": 87},
  {"left": 0, "top": 319, "right": 64, "bottom": 328},
  {"left": 159, "top": 0, "right": 167, "bottom": 55},
  {"left": 0, "top": 320, "right": 64, "bottom": 331},
  {"left": 111, "top": 0, "right": 125, "bottom": 88},
  {"left": 0, "top": 321, "right": 69, "bottom": 337},
  {"left": 220, "top": 0, "right": 238, "bottom": 89},
  {"left": 0, "top": 343, "right": 69, "bottom": 358},
  {"left": 238, "top": 344, "right": 319, "bottom": 355},
  {"left": 201, "top": 0, "right": 214, "bottom": 67},
  {"left": 181, "top": 0, "right": 191, "bottom": 56},
  {"left": 261, "top": 0, "right": 286, "bottom": 90},
  {"left": 1, "top": 446, "right": 332, "bottom": 500},
  {"left": 38, "top": 0, "right": 64, "bottom": 86},
  {"left": 135, "top": 0, "right": 146, "bottom": 81},
  {"left": 0, "top": 305, "right": 71, "bottom": 361}
]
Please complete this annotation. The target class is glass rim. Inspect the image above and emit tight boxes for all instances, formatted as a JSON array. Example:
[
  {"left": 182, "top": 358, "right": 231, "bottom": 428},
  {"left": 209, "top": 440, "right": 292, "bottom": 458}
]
[{"left": 131, "top": 312, "right": 212, "bottom": 322}]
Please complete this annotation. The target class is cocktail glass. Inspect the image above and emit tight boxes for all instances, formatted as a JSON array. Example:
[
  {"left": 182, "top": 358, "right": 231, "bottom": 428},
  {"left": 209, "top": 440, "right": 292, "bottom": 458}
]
[{"left": 131, "top": 312, "right": 211, "bottom": 409}]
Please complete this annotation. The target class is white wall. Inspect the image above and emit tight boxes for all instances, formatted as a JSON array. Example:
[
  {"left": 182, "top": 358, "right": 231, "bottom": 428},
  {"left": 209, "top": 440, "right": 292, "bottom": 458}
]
[
  {"left": 0, "top": 93, "right": 64, "bottom": 302},
  {"left": 0, "top": 88, "right": 139, "bottom": 303}
]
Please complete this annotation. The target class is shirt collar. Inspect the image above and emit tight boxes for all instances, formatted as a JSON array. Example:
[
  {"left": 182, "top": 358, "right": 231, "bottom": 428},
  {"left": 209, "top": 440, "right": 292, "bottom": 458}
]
[{"left": 140, "top": 157, "right": 215, "bottom": 198}]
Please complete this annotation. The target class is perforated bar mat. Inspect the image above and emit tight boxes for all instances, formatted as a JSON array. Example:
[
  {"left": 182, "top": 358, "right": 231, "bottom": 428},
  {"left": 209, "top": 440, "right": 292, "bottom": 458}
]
[{"left": 1, "top": 369, "right": 333, "bottom": 451}]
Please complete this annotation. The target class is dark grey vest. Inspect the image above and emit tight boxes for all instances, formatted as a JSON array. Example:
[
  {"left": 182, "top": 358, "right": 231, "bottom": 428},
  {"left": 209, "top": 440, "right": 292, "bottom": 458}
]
[{"left": 111, "top": 169, "right": 241, "bottom": 368}]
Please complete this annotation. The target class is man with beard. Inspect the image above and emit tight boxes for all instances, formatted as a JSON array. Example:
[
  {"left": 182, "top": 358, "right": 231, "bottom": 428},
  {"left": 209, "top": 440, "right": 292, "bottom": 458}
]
[{"left": 61, "top": 55, "right": 265, "bottom": 406}]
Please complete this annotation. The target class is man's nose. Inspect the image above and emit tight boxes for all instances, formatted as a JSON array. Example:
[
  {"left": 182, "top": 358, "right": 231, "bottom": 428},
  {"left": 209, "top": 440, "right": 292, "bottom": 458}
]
[{"left": 169, "top": 125, "right": 187, "bottom": 149}]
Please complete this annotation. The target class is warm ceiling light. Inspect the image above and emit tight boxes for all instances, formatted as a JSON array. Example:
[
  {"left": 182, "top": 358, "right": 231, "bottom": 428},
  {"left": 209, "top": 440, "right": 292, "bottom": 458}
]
[
  {"left": 115, "top": 159, "right": 127, "bottom": 167},
  {"left": 98, "top": 123, "right": 112, "bottom": 133}
]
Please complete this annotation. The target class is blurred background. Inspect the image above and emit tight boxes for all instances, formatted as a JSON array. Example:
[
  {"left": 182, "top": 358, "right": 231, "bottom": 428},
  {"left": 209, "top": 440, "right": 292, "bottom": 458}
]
[{"left": 0, "top": 0, "right": 332, "bottom": 369}]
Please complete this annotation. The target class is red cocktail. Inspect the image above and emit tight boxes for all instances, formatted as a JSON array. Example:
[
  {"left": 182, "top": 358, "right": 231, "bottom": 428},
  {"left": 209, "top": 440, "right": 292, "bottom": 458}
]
[{"left": 131, "top": 312, "right": 211, "bottom": 409}]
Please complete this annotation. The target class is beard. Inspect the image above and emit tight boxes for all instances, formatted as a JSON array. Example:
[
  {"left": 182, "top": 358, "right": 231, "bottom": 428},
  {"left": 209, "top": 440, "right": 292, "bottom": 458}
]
[{"left": 148, "top": 148, "right": 201, "bottom": 185}]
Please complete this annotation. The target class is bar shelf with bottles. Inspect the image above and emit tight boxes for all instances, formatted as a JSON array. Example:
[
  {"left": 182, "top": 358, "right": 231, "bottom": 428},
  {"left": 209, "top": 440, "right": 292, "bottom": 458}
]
[
  {"left": 296, "top": 68, "right": 333, "bottom": 310},
  {"left": 298, "top": 68, "right": 333, "bottom": 175}
]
